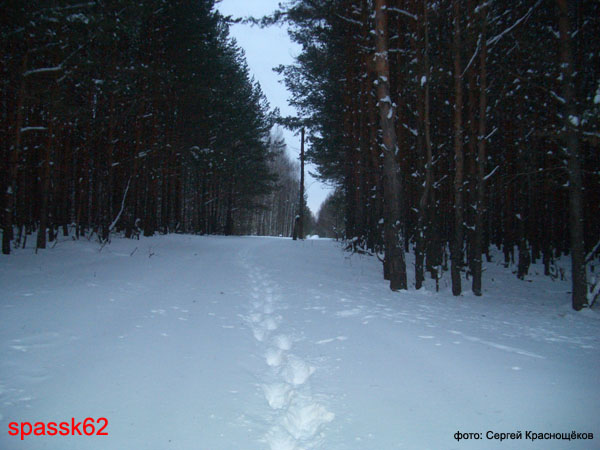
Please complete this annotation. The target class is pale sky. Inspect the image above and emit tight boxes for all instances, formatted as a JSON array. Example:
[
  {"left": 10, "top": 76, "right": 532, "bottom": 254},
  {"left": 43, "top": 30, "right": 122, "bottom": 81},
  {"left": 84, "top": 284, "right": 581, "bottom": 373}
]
[{"left": 216, "top": 0, "right": 333, "bottom": 216}]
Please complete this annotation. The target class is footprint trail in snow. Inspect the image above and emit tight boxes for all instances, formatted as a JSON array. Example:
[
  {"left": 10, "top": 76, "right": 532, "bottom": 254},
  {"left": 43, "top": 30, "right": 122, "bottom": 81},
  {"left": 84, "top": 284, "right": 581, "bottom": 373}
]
[{"left": 241, "top": 261, "right": 334, "bottom": 450}]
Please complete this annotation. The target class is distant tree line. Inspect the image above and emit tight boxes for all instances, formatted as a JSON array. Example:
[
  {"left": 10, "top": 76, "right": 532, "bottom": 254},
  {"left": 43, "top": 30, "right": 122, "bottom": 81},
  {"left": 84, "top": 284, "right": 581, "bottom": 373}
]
[
  {"left": 1, "top": 0, "right": 302, "bottom": 253},
  {"left": 237, "top": 132, "right": 310, "bottom": 237},
  {"left": 314, "top": 190, "right": 344, "bottom": 239},
  {"left": 269, "top": 0, "right": 599, "bottom": 309}
]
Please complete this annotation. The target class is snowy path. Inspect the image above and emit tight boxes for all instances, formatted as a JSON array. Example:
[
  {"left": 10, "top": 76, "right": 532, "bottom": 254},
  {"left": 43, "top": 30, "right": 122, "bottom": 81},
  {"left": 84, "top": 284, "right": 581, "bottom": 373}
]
[
  {"left": 1, "top": 235, "right": 599, "bottom": 449},
  {"left": 239, "top": 249, "right": 334, "bottom": 449}
]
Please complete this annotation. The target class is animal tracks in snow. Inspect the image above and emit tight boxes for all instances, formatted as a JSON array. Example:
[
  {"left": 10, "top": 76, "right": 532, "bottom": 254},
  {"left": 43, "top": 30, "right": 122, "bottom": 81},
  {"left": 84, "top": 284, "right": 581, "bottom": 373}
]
[{"left": 239, "top": 261, "right": 335, "bottom": 450}]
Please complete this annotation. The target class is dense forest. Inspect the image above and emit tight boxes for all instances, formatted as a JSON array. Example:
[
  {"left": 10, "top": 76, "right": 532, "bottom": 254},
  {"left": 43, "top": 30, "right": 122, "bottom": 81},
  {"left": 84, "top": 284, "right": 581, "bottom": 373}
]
[
  {"left": 267, "top": 0, "right": 599, "bottom": 309},
  {"left": 2, "top": 1, "right": 599, "bottom": 310},
  {"left": 0, "top": 0, "right": 305, "bottom": 254}
]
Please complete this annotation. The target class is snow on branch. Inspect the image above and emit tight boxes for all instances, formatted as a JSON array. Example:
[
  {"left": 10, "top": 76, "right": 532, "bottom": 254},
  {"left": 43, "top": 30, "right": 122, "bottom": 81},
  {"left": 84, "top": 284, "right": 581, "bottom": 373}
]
[
  {"left": 21, "top": 126, "right": 48, "bottom": 133},
  {"left": 487, "top": 0, "right": 542, "bottom": 48},
  {"left": 23, "top": 44, "right": 86, "bottom": 79},
  {"left": 483, "top": 165, "right": 500, "bottom": 181},
  {"left": 588, "top": 240, "right": 600, "bottom": 307},
  {"left": 336, "top": 14, "right": 363, "bottom": 27},
  {"left": 33, "top": 2, "right": 95, "bottom": 15},
  {"left": 462, "top": 34, "right": 482, "bottom": 78},
  {"left": 386, "top": 7, "right": 417, "bottom": 21},
  {"left": 586, "top": 239, "right": 600, "bottom": 264},
  {"left": 482, "top": 127, "right": 498, "bottom": 141},
  {"left": 474, "top": 1, "right": 494, "bottom": 14},
  {"left": 549, "top": 90, "right": 566, "bottom": 104},
  {"left": 99, "top": 178, "right": 131, "bottom": 249},
  {"left": 23, "top": 65, "right": 63, "bottom": 77},
  {"left": 108, "top": 178, "right": 131, "bottom": 234}
]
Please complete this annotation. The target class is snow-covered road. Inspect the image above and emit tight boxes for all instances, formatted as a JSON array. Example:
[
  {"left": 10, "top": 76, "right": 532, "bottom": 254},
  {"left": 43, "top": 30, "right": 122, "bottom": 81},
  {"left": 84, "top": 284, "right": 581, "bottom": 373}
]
[{"left": 1, "top": 235, "right": 599, "bottom": 449}]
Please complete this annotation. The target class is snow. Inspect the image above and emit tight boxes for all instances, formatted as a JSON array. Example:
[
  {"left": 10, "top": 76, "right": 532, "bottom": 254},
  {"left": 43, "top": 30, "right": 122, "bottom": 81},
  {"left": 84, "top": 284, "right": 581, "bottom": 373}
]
[
  {"left": 1, "top": 235, "right": 599, "bottom": 449},
  {"left": 486, "top": 0, "right": 542, "bottom": 49},
  {"left": 66, "top": 13, "right": 90, "bottom": 24},
  {"left": 386, "top": 7, "right": 418, "bottom": 21},
  {"left": 483, "top": 165, "right": 500, "bottom": 180},
  {"left": 483, "top": 127, "right": 499, "bottom": 141},
  {"left": 550, "top": 90, "right": 566, "bottom": 104},
  {"left": 20, "top": 127, "right": 48, "bottom": 133},
  {"left": 22, "top": 66, "right": 63, "bottom": 77},
  {"left": 568, "top": 115, "right": 580, "bottom": 127},
  {"left": 336, "top": 14, "right": 362, "bottom": 27},
  {"left": 106, "top": 179, "right": 131, "bottom": 235}
]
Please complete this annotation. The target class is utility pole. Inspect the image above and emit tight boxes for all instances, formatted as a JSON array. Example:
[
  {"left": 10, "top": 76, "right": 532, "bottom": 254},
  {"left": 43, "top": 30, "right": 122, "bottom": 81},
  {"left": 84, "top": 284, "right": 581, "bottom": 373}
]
[
  {"left": 298, "top": 127, "right": 305, "bottom": 240},
  {"left": 292, "top": 127, "right": 306, "bottom": 241}
]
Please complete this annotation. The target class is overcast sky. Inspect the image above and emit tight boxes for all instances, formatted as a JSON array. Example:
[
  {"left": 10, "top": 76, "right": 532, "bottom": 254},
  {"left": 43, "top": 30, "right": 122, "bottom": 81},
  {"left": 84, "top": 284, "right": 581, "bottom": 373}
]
[{"left": 216, "top": 0, "right": 333, "bottom": 216}]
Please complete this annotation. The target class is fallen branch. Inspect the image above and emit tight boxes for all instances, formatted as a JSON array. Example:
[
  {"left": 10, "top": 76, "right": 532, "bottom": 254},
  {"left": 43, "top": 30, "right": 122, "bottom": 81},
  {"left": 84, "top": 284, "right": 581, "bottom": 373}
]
[
  {"left": 585, "top": 238, "right": 600, "bottom": 264},
  {"left": 99, "top": 177, "right": 131, "bottom": 251},
  {"left": 108, "top": 177, "right": 131, "bottom": 234}
]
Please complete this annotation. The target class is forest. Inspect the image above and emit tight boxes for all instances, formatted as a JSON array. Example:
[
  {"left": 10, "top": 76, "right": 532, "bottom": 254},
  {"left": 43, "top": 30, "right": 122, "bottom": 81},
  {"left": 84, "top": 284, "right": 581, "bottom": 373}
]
[
  {"left": 1, "top": 0, "right": 599, "bottom": 310},
  {"left": 269, "top": 0, "right": 600, "bottom": 310},
  {"left": 0, "top": 0, "right": 304, "bottom": 253}
]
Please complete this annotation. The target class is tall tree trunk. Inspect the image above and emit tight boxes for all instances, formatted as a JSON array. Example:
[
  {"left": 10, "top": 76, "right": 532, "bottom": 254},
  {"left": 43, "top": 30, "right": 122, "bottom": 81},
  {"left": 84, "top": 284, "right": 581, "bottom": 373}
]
[
  {"left": 374, "top": 0, "right": 407, "bottom": 291},
  {"left": 415, "top": 0, "right": 433, "bottom": 290},
  {"left": 451, "top": 0, "right": 465, "bottom": 296},
  {"left": 200, "top": 169, "right": 207, "bottom": 234},
  {"left": 3, "top": 54, "right": 28, "bottom": 254},
  {"left": 472, "top": 9, "right": 488, "bottom": 296},
  {"left": 37, "top": 119, "right": 53, "bottom": 250},
  {"left": 128, "top": 112, "right": 143, "bottom": 238},
  {"left": 557, "top": 0, "right": 586, "bottom": 310},
  {"left": 225, "top": 178, "right": 234, "bottom": 236},
  {"left": 103, "top": 93, "right": 116, "bottom": 241}
]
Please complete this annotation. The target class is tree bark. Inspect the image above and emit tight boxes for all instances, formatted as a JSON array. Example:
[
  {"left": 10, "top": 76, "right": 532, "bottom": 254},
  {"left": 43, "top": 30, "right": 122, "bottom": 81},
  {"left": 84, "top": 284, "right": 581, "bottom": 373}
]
[
  {"left": 415, "top": 0, "right": 433, "bottom": 290},
  {"left": 37, "top": 119, "right": 53, "bottom": 251},
  {"left": 451, "top": 0, "right": 465, "bottom": 296},
  {"left": 472, "top": 8, "right": 488, "bottom": 296},
  {"left": 103, "top": 93, "right": 116, "bottom": 241},
  {"left": 3, "top": 54, "right": 28, "bottom": 254},
  {"left": 225, "top": 178, "right": 234, "bottom": 236},
  {"left": 556, "top": 0, "right": 587, "bottom": 310},
  {"left": 374, "top": 0, "right": 407, "bottom": 291}
]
